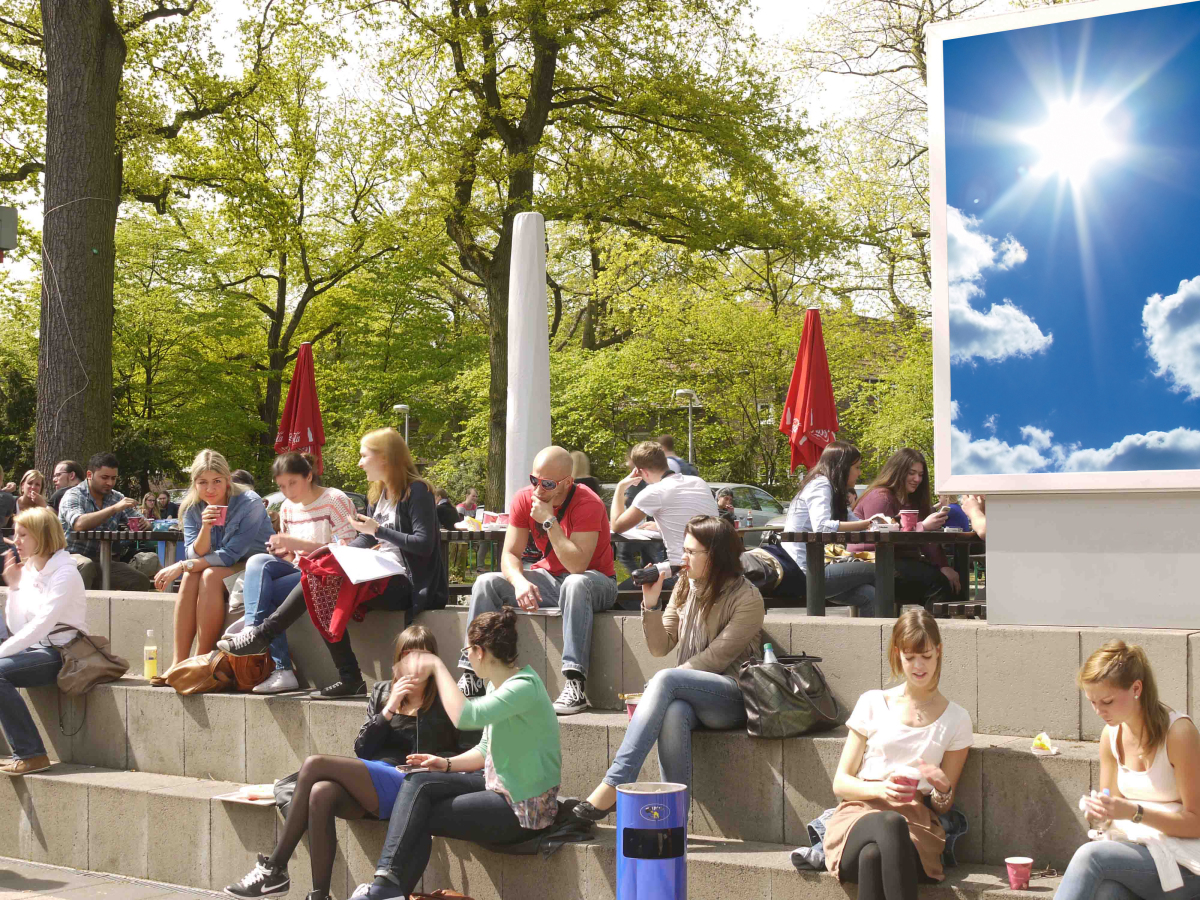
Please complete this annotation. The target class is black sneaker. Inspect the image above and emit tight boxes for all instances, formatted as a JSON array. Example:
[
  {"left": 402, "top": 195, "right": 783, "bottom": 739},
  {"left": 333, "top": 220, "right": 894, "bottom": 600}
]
[
  {"left": 217, "top": 626, "right": 271, "bottom": 657},
  {"left": 457, "top": 669, "right": 486, "bottom": 698},
  {"left": 552, "top": 677, "right": 589, "bottom": 715},
  {"left": 309, "top": 679, "right": 366, "bottom": 700},
  {"left": 225, "top": 853, "right": 289, "bottom": 897}
]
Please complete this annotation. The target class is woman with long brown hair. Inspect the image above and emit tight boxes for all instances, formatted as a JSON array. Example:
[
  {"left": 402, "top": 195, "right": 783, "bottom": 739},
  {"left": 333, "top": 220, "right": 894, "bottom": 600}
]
[
  {"left": 783, "top": 440, "right": 879, "bottom": 614},
  {"left": 571, "top": 515, "right": 765, "bottom": 821},
  {"left": 1056, "top": 641, "right": 1200, "bottom": 900},
  {"left": 851, "top": 449, "right": 956, "bottom": 608},
  {"left": 824, "top": 609, "right": 972, "bottom": 900},
  {"left": 221, "top": 428, "right": 448, "bottom": 699},
  {"left": 225, "top": 624, "right": 463, "bottom": 900}
]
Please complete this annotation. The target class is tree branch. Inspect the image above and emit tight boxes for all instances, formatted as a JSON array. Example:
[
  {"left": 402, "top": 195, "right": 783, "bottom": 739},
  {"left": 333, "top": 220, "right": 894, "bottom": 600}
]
[{"left": 0, "top": 161, "right": 44, "bottom": 184}]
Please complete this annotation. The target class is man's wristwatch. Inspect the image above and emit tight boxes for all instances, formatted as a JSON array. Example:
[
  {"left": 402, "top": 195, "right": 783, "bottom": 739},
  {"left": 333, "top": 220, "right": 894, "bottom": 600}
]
[
  {"left": 1132, "top": 804, "right": 1144, "bottom": 823},
  {"left": 542, "top": 515, "right": 558, "bottom": 531}
]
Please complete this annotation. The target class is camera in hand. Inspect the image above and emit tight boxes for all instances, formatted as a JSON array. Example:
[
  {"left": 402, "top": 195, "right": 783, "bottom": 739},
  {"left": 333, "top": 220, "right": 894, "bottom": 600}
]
[{"left": 631, "top": 563, "right": 682, "bottom": 585}]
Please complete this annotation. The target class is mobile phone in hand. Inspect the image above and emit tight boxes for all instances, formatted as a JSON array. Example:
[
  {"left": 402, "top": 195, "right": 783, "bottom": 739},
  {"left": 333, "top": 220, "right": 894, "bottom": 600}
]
[{"left": 395, "top": 764, "right": 428, "bottom": 774}]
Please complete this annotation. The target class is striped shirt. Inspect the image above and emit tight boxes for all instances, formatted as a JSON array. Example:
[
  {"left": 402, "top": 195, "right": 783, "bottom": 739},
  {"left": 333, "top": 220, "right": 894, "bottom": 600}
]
[{"left": 280, "top": 488, "right": 358, "bottom": 545}]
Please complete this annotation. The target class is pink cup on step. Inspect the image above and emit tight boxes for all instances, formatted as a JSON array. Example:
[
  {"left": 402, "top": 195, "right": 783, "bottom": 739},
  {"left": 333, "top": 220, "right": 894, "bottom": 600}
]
[{"left": 1005, "top": 857, "right": 1033, "bottom": 890}]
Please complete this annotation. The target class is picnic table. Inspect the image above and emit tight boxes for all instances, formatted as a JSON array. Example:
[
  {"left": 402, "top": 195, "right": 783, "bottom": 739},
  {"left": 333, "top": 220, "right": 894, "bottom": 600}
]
[
  {"left": 779, "top": 530, "right": 981, "bottom": 617},
  {"left": 70, "top": 529, "right": 184, "bottom": 590}
]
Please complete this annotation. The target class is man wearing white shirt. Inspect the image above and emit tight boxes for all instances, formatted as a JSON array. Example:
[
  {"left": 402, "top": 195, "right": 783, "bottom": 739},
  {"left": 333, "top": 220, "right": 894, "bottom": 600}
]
[{"left": 610, "top": 442, "right": 718, "bottom": 579}]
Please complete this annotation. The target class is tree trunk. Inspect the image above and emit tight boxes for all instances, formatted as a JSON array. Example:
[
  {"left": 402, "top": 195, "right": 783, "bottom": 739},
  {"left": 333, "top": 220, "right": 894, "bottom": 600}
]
[
  {"left": 35, "top": 0, "right": 126, "bottom": 474},
  {"left": 258, "top": 253, "right": 288, "bottom": 464}
]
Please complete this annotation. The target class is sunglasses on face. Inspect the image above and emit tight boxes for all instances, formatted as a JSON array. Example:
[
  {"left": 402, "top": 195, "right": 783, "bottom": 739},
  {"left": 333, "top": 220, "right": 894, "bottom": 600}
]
[{"left": 530, "top": 475, "right": 561, "bottom": 491}]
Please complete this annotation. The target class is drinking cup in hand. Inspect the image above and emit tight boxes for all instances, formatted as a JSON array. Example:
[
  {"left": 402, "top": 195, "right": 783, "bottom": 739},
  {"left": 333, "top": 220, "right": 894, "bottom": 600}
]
[
  {"left": 212, "top": 505, "right": 228, "bottom": 527},
  {"left": 892, "top": 764, "right": 921, "bottom": 801}
]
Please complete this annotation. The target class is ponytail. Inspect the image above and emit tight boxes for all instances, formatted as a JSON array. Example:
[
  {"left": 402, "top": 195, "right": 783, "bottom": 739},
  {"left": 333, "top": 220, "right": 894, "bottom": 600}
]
[
  {"left": 1079, "top": 640, "right": 1172, "bottom": 754},
  {"left": 467, "top": 607, "right": 519, "bottom": 667}
]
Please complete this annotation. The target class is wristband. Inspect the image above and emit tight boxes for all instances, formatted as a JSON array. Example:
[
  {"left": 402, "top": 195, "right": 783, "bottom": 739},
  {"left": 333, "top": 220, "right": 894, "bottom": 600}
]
[{"left": 444, "top": 756, "right": 452, "bottom": 773}]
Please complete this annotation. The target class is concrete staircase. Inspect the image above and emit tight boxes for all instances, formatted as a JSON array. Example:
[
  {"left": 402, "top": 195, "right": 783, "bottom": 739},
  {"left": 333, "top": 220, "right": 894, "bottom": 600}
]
[{"left": 1, "top": 589, "right": 1194, "bottom": 898}]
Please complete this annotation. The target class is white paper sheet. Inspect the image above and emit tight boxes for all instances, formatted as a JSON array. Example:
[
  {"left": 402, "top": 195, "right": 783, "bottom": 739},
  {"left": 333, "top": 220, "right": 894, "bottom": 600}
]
[
  {"left": 617, "top": 527, "right": 661, "bottom": 541},
  {"left": 329, "top": 544, "right": 407, "bottom": 584}
]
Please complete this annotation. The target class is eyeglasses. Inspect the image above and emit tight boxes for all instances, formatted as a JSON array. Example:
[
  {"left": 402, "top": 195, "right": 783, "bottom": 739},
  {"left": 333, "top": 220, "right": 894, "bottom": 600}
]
[
  {"left": 681, "top": 546, "right": 708, "bottom": 557},
  {"left": 529, "top": 475, "right": 562, "bottom": 491}
]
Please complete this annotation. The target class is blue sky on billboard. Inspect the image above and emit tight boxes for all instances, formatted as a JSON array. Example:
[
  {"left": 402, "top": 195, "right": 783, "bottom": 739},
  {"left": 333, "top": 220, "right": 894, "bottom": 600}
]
[{"left": 944, "top": 0, "right": 1200, "bottom": 474}]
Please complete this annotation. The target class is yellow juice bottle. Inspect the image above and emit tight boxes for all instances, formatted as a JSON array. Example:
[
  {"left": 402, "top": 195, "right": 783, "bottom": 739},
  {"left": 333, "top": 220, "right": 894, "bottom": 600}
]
[{"left": 144, "top": 629, "right": 158, "bottom": 679}]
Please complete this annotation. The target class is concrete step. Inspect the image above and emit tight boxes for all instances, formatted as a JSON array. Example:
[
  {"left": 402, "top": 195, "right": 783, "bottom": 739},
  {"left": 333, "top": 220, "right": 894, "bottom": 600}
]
[
  {"left": 22, "top": 678, "right": 1097, "bottom": 868},
  {"left": 0, "top": 763, "right": 1061, "bottom": 900},
  {"left": 11, "top": 587, "right": 1197, "bottom": 741}
]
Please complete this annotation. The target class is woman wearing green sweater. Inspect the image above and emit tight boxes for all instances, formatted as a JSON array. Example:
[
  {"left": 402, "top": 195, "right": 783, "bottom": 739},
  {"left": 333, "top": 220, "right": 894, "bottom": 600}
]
[{"left": 354, "top": 607, "right": 562, "bottom": 899}]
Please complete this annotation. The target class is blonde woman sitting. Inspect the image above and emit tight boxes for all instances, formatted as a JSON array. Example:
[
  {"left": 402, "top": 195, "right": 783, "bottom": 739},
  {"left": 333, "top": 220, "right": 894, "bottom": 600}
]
[{"left": 153, "top": 449, "right": 274, "bottom": 668}]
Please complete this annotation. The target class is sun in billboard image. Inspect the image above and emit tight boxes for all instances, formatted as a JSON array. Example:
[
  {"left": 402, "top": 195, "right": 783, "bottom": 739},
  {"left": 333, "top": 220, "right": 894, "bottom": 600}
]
[{"left": 935, "top": 0, "right": 1200, "bottom": 485}]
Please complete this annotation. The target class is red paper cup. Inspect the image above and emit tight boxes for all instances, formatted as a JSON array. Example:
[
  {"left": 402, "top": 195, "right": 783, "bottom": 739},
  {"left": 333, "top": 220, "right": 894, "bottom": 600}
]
[
  {"left": 211, "top": 505, "right": 228, "bottom": 527},
  {"left": 497, "top": 513, "right": 510, "bottom": 527},
  {"left": 1005, "top": 857, "right": 1033, "bottom": 890},
  {"left": 899, "top": 509, "right": 919, "bottom": 531}
]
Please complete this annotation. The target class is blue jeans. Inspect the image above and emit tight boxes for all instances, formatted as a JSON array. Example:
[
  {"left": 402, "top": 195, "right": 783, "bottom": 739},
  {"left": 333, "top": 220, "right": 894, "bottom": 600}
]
[
  {"left": 823, "top": 559, "right": 878, "bottom": 614},
  {"left": 603, "top": 666, "right": 745, "bottom": 790},
  {"left": 460, "top": 569, "right": 618, "bottom": 678},
  {"left": 241, "top": 553, "right": 301, "bottom": 670},
  {"left": 0, "top": 647, "right": 63, "bottom": 759},
  {"left": 1057, "top": 840, "right": 1200, "bottom": 900}
]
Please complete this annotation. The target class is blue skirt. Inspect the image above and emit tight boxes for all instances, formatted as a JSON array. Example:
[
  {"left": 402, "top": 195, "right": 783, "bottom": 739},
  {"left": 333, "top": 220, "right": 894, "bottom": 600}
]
[{"left": 363, "top": 759, "right": 407, "bottom": 819}]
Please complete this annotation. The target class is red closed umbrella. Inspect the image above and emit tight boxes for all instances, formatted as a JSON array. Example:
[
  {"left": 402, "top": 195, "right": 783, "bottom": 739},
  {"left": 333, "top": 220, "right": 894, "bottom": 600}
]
[
  {"left": 274, "top": 342, "right": 326, "bottom": 473},
  {"left": 779, "top": 308, "right": 839, "bottom": 473}
]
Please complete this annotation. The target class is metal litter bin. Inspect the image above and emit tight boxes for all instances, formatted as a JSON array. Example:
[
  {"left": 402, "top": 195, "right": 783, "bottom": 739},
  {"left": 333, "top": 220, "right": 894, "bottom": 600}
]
[{"left": 616, "top": 782, "right": 688, "bottom": 900}]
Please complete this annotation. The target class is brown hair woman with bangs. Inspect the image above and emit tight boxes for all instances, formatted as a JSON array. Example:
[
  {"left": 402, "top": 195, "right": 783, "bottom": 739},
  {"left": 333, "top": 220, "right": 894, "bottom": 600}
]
[
  {"left": 220, "top": 428, "right": 448, "bottom": 700},
  {"left": 224, "top": 623, "right": 464, "bottom": 900},
  {"left": 1055, "top": 641, "right": 1200, "bottom": 900},
  {"left": 851, "top": 449, "right": 959, "bottom": 608},
  {"left": 571, "top": 515, "right": 766, "bottom": 822},
  {"left": 823, "top": 609, "right": 973, "bottom": 900}
]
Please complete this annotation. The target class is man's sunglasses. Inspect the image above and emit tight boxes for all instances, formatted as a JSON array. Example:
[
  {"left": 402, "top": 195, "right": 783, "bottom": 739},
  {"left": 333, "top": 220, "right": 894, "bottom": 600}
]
[{"left": 530, "top": 475, "right": 564, "bottom": 491}]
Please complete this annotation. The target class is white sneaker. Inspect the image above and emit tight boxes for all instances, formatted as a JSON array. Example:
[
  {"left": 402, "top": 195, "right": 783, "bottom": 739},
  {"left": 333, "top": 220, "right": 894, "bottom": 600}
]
[
  {"left": 252, "top": 669, "right": 299, "bottom": 694},
  {"left": 552, "top": 678, "right": 589, "bottom": 715}
]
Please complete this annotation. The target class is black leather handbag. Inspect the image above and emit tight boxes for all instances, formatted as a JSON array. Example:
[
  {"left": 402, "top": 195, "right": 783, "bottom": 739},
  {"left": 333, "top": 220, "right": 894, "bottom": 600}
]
[{"left": 738, "top": 653, "right": 841, "bottom": 739}]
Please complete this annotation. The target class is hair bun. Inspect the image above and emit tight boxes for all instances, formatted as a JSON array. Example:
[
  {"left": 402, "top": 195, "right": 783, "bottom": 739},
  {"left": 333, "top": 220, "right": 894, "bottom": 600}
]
[{"left": 496, "top": 607, "right": 517, "bottom": 627}]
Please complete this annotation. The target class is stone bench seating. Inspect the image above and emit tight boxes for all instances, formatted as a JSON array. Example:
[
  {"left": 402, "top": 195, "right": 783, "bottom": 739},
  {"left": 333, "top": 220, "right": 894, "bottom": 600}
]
[
  {"left": 0, "top": 587, "right": 1195, "bottom": 898},
  {"left": 23, "top": 589, "right": 1199, "bottom": 740},
  {"left": 23, "top": 677, "right": 1094, "bottom": 869},
  {"left": 0, "top": 762, "right": 1062, "bottom": 900}
]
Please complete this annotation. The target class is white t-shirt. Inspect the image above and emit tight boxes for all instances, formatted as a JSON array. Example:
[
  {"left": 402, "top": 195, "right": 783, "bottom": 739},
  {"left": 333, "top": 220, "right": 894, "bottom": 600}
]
[
  {"left": 846, "top": 689, "right": 973, "bottom": 793},
  {"left": 631, "top": 473, "right": 719, "bottom": 565},
  {"left": 371, "top": 495, "right": 408, "bottom": 573}
]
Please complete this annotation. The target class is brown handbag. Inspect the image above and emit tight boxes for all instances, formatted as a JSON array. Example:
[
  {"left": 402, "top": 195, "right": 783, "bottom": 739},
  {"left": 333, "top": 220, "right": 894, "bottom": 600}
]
[
  {"left": 51, "top": 628, "right": 130, "bottom": 696},
  {"left": 227, "top": 652, "right": 274, "bottom": 691},
  {"left": 165, "top": 650, "right": 237, "bottom": 694}
]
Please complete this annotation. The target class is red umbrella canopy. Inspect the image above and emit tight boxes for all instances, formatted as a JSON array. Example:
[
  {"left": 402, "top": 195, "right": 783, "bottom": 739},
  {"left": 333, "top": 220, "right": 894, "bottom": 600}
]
[
  {"left": 274, "top": 342, "right": 326, "bottom": 472},
  {"left": 779, "top": 308, "right": 839, "bottom": 473}
]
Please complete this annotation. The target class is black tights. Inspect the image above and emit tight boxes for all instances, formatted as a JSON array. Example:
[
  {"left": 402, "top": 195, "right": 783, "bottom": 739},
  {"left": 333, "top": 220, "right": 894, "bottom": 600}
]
[
  {"left": 268, "top": 755, "right": 379, "bottom": 894},
  {"left": 838, "top": 811, "right": 933, "bottom": 900}
]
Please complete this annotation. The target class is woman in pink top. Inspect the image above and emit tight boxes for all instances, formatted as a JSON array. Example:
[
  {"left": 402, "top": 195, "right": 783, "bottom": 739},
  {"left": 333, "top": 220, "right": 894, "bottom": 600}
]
[
  {"left": 851, "top": 450, "right": 957, "bottom": 608},
  {"left": 233, "top": 452, "right": 357, "bottom": 694}
]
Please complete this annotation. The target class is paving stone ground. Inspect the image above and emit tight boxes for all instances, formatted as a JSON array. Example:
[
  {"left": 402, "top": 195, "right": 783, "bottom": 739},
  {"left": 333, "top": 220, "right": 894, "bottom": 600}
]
[{"left": 0, "top": 857, "right": 221, "bottom": 899}]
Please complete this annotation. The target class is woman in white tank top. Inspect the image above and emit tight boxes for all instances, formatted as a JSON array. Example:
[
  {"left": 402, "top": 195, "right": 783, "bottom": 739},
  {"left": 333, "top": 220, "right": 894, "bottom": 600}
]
[{"left": 1057, "top": 641, "right": 1200, "bottom": 900}]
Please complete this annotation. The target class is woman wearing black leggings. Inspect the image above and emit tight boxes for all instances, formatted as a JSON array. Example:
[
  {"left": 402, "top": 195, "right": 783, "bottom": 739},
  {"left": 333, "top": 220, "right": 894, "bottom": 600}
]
[
  {"left": 822, "top": 610, "right": 973, "bottom": 900},
  {"left": 224, "top": 625, "right": 462, "bottom": 900}
]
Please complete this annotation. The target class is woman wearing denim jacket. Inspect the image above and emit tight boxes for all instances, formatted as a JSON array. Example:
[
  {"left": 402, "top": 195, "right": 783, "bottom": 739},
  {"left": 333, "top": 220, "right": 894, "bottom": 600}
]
[{"left": 153, "top": 449, "right": 274, "bottom": 668}]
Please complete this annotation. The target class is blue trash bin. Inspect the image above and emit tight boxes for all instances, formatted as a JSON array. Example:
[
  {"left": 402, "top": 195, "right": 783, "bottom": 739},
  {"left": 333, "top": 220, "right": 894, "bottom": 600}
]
[{"left": 616, "top": 782, "right": 688, "bottom": 900}]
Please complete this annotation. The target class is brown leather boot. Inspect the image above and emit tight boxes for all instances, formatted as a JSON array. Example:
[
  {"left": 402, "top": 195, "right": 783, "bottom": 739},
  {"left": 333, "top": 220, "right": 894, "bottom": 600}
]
[{"left": 1, "top": 754, "right": 52, "bottom": 776}]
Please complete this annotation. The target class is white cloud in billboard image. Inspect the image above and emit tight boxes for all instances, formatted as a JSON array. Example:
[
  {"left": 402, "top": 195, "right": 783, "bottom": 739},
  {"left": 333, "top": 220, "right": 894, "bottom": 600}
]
[
  {"left": 946, "top": 208, "right": 1052, "bottom": 364},
  {"left": 1144, "top": 275, "right": 1200, "bottom": 400}
]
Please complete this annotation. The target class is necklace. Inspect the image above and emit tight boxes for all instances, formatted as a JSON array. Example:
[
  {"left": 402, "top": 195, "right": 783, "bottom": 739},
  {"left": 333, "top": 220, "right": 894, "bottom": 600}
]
[{"left": 902, "top": 692, "right": 941, "bottom": 723}]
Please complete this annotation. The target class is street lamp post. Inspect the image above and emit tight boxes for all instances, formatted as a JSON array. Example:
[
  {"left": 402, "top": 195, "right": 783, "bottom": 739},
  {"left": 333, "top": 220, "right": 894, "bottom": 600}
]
[
  {"left": 392, "top": 403, "right": 410, "bottom": 444},
  {"left": 673, "top": 388, "right": 699, "bottom": 464}
]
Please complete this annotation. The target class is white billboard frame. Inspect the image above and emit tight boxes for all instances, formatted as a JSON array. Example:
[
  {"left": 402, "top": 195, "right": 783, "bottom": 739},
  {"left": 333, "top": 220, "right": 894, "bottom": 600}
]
[{"left": 928, "top": 0, "right": 1200, "bottom": 494}]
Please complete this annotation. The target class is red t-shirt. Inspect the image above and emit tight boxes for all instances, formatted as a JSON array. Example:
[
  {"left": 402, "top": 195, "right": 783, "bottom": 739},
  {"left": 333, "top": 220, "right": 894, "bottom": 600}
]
[{"left": 509, "top": 484, "right": 615, "bottom": 578}]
